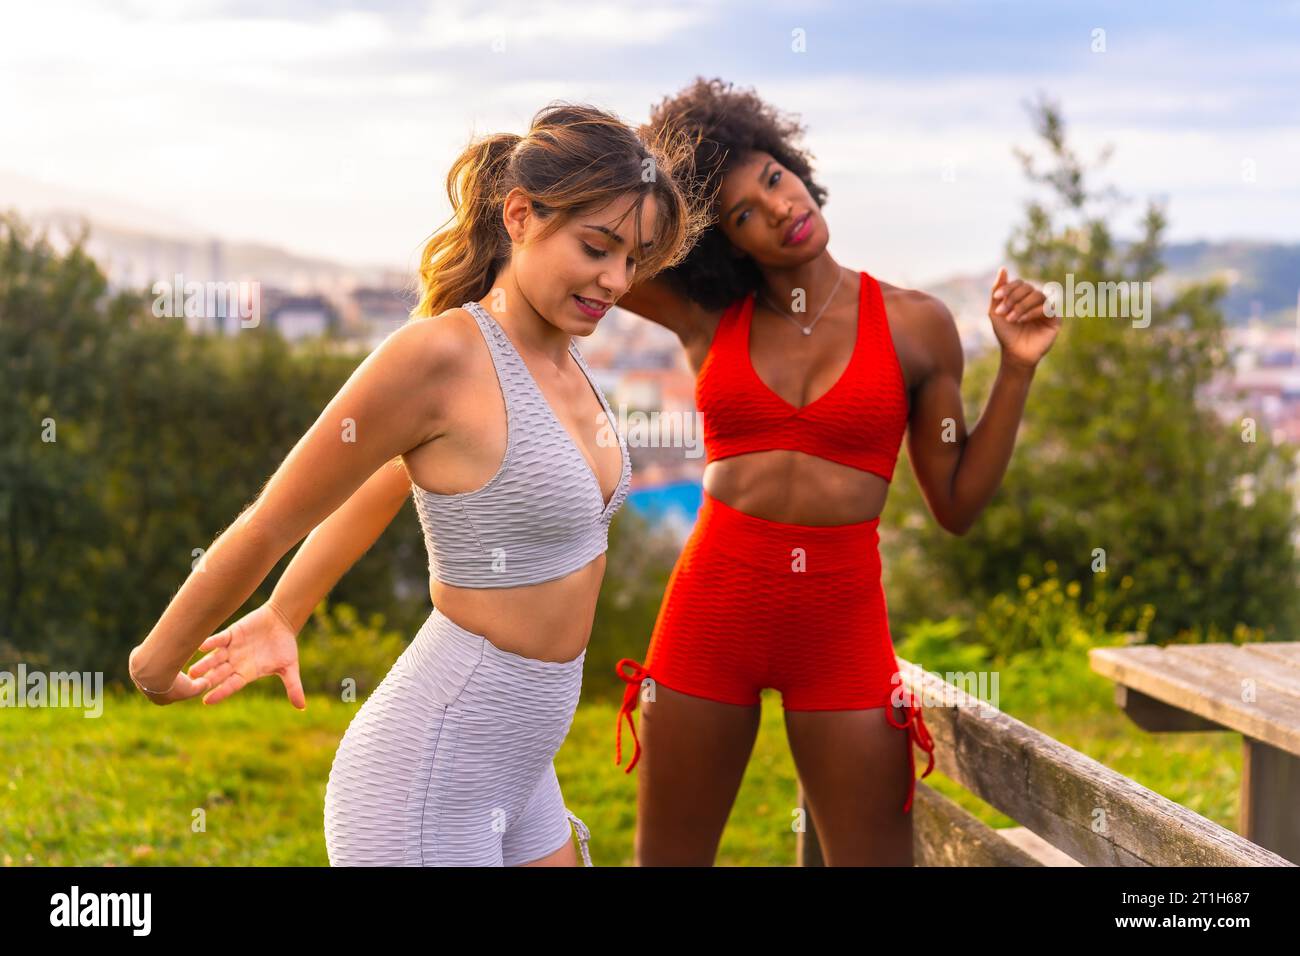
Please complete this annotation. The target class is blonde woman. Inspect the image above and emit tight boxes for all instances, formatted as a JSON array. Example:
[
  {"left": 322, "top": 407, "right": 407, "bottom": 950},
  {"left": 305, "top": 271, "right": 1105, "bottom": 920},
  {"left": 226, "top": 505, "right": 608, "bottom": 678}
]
[{"left": 128, "top": 103, "right": 703, "bottom": 867}]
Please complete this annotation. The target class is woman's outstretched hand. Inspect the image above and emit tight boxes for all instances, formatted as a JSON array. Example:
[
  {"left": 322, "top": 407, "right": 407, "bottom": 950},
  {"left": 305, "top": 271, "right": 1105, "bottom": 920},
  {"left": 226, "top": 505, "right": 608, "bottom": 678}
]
[
  {"left": 128, "top": 644, "right": 212, "bottom": 706},
  {"left": 987, "top": 266, "right": 1060, "bottom": 369},
  {"left": 187, "top": 601, "right": 307, "bottom": 710}
]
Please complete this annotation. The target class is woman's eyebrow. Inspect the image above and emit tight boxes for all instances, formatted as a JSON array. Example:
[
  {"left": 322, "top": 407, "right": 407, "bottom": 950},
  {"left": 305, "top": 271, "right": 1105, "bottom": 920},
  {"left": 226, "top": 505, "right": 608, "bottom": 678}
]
[
  {"left": 724, "top": 160, "right": 773, "bottom": 219},
  {"left": 582, "top": 223, "right": 654, "bottom": 249}
]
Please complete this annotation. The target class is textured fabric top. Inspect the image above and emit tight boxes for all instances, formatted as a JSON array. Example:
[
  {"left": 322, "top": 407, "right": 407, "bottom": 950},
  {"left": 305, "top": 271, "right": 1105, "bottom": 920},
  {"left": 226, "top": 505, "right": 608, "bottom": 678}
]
[
  {"left": 695, "top": 270, "right": 910, "bottom": 482},
  {"left": 410, "top": 301, "right": 632, "bottom": 588}
]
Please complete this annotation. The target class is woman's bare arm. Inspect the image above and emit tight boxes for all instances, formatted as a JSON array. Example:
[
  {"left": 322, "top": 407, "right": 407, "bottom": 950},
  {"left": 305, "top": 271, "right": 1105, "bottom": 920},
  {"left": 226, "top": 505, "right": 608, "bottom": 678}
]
[
  {"left": 617, "top": 274, "right": 717, "bottom": 345},
  {"left": 905, "top": 272, "right": 1049, "bottom": 535},
  {"left": 131, "top": 318, "right": 458, "bottom": 689},
  {"left": 269, "top": 455, "right": 415, "bottom": 633}
]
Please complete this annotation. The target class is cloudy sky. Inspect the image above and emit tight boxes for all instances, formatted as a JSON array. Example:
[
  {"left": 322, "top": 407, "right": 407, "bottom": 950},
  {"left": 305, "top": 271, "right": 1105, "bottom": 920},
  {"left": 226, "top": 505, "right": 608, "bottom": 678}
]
[{"left": 2, "top": 0, "right": 1297, "bottom": 286}]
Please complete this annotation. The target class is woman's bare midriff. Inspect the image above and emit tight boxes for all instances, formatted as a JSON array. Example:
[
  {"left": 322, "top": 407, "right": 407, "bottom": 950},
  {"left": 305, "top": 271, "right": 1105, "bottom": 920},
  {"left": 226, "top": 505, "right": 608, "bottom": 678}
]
[
  {"left": 429, "top": 556, "right": 605, "bottom": 663},
  {"left": 405, "top": 308, "right": 618, "bottom": 664},
  {"left": 682, "top": 275, "right": 916, "bottom": 527},
  {"left": 703, "top": 451, "right": 890, "bottom": 526}
]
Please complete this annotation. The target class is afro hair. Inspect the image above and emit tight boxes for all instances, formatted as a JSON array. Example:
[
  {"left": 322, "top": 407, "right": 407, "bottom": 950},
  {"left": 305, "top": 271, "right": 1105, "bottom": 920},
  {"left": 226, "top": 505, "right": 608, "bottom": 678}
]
[{"left": 643, "top": 77, "right": 829, "bottom": 311}]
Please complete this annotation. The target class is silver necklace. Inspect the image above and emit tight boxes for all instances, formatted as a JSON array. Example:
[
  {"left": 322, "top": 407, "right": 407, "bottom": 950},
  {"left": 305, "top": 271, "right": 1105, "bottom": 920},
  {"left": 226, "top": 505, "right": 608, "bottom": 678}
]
[{"left": 758, "top": 268, "right": 843, "bottom": 336}]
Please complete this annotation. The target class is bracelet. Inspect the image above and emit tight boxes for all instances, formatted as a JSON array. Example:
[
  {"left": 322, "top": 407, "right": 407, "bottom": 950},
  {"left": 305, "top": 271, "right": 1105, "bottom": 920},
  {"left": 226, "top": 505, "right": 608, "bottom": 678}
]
[{"left": 129, "top": 661, "right": 177, "bottom": 696}]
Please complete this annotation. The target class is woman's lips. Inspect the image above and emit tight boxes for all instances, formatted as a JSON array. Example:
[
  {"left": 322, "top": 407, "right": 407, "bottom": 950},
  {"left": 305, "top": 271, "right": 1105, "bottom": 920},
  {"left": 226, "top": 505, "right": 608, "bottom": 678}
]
[
  {"left": 573, "top": 294, "right": 610, "bottom": 317},
  {"left": 784, "top": 211, "right": 812, "bottom": 245}
]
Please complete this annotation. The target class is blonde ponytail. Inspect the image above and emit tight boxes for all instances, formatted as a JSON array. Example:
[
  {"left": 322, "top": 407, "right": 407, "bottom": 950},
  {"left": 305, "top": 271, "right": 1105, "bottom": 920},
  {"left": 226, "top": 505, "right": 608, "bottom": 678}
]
[{"left": 408, "top": 103, "right": 708, "bottom": 321}]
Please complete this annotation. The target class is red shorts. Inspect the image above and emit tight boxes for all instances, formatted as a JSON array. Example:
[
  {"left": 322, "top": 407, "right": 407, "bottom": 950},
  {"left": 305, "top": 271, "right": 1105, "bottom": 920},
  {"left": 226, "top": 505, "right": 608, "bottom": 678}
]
[{"left": 615, "top": 489, "right": 934, "bottom": 813}]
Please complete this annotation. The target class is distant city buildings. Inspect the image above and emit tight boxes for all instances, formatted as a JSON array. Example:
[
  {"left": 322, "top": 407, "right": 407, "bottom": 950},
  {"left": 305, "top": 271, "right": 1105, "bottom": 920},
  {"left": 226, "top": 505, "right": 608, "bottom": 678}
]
[
  {"left": 1213, "top": 324, "right": 1300, "bottom": 445},
  {"left": 349, "top": 286, "right": 414, "bottom": 347},
  {"left": 265, "top": 294, "right": 340, "bottom": 339},
  {"left": 31, "top": 213, "right": 410, "bottom": 344},
  {"left": 27, "top": 210, "right": 1300, "bottom": 536}
]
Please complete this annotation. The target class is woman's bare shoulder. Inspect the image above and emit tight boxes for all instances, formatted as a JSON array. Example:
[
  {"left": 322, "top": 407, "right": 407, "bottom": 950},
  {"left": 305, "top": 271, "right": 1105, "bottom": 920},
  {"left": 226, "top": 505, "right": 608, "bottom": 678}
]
[
  {"left": 374, "top": 307, "right": 489, "bottom": 439},
  {"left": 875, "top": 278, "right": 954, "bottom": 324},
  {"left": 394, "top": 306, "right": 486, "bottom": 376},
  {"left": 873, "top": 277, "right": 961, "bottom": 386}
]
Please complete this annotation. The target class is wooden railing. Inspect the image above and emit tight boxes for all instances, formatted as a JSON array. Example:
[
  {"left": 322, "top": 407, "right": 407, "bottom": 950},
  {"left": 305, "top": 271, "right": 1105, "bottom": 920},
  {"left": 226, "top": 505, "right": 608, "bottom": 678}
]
[{"left": 796, "top": 659, "right": 1295, "bottom": 866}]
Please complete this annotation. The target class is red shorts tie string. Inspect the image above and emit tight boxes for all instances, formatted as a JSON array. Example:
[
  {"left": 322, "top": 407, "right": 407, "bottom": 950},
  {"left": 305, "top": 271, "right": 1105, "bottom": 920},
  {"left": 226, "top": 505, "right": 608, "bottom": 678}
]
[
  {"left": 615, "top": 658, "right": 650, "bottom": 772},
  {"left": 886, "top": 689, "right": 936, "bottom": 814}
]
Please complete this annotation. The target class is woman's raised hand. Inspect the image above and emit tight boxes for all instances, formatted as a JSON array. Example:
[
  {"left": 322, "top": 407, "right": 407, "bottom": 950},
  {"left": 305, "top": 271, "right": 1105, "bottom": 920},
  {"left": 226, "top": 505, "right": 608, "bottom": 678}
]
[
  {"left": 987, "top": 266, "right": 1060, "bottom": 369},
  {"left": 187, "top": 601, "right": 307, "bottom": 710}
]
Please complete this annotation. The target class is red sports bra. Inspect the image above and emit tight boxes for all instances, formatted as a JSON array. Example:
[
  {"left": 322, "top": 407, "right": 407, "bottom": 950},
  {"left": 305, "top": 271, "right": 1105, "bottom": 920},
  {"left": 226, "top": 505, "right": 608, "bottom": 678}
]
[{"left": 695, "top": 270, "right": 909, "bottom": 482}]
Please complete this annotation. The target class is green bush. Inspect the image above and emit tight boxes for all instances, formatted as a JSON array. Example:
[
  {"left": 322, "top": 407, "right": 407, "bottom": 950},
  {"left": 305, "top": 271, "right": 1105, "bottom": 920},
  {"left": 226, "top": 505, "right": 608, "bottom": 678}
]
[
  {"left": 0, "top": 210, "right": 431, "bottom": 685},
  {"left": 896, "top": 566, "right": 1146, "bottom": 718},
  {"left": 881, "top": 98, "right": 1300, "bottom": 647},
  {"left": 296, "top": 600, "right": 410, "bottom": 699},
  {"left": 976, "top": 561, "right": 1152, "bottom": 659}
]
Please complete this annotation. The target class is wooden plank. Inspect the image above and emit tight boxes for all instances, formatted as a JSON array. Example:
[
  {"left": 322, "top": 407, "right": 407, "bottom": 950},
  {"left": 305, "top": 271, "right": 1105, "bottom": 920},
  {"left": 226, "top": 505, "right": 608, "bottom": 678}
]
[
  {"left": 1148, "top": 648, "right": 1300, "bottom": 751},
  {"left": 1241, "top": 643, "right": 1300, "bottom": 672},
  {"left": 998, "top": 826, "right": 1085, "bottom": 866},
  {"left": 1114, "top": 684, "right": 1222, "bottom": 732},
  {"left": 912, "top": 784, "right": 1045, "bottom": 866},
  {"left": 898, "top": 659, "right": 1293, "bottom": 866},
  {"left": 1094, "top": 644, "right": 1300, "bottom": 859},
  {"left": 797, "top": 783, "right": 1045, "bottom": 866},
  {"left": 1089, "top": 646, "right": 1300, "bottom": 753},
  {"left": 1176, "top": 643, "right": 1300, "bottom": 698},
  {"left": 1242, "top": 740, "right": 1300, "bottom": 863}
]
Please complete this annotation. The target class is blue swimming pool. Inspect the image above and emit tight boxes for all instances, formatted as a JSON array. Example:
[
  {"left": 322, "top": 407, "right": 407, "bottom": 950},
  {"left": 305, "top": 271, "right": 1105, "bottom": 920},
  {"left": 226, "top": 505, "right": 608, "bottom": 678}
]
[{"left": 624, "top": 479, "right": 702, "bottom": 527}]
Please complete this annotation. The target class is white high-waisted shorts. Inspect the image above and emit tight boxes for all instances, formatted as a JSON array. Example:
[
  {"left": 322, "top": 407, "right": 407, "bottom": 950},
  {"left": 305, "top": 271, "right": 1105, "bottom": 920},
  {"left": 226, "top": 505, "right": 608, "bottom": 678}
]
[{"left": 323, "top": 606, "right": 591, "bottom": 866}]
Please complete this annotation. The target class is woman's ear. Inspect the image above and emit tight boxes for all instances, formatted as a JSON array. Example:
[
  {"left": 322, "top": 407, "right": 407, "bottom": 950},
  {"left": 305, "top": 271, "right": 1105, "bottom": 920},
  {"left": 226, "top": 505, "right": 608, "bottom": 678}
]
[{"left": 502, "top": 187, "right": 530, "bottom": 245}]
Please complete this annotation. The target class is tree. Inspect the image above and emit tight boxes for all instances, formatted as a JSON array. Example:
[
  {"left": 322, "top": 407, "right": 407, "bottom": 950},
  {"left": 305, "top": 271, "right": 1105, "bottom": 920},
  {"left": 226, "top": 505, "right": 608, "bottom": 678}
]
[
  {"left": 0, "top": 211, "right": 431, "bottom": 680},
  {"left": 884, "top": 95, "right": 1300, "bottom": 645}
]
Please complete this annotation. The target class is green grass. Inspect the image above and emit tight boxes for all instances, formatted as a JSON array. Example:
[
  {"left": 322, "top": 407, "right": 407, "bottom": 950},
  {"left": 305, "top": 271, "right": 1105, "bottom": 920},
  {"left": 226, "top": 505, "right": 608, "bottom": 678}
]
[{"left": 1, "top": 657, "right": 1243, "bottom": 866}]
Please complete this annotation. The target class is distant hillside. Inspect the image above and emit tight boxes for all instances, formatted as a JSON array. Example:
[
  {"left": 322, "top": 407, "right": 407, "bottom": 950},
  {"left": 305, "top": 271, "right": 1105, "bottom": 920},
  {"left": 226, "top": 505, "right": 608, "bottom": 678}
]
[
  {"left": 4, "top": 170, "right": 1294, "bottom": 330},
  {"left": 0, "top": 169, "right": 407, "bottom": 293},
  {"left": 924, "top": 240, "right": 1299, "bottom": 344},
  {"left": 1160, "top": 240, "right": 1300, "bottom": 324}
]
